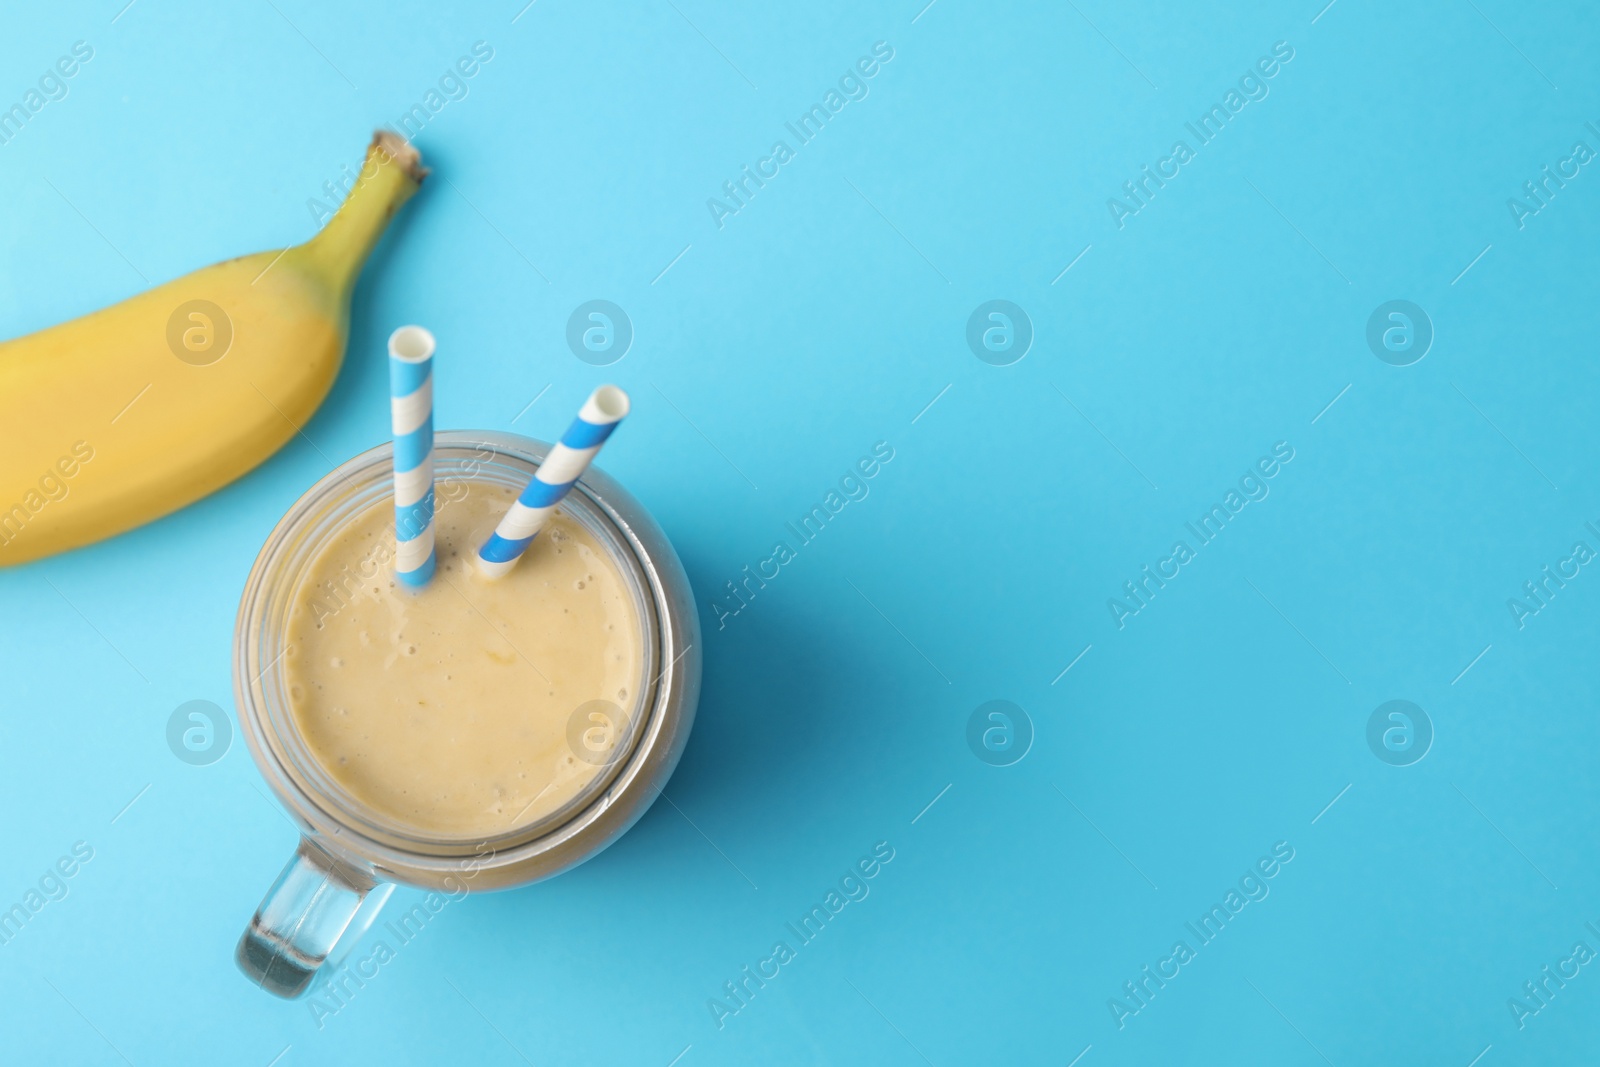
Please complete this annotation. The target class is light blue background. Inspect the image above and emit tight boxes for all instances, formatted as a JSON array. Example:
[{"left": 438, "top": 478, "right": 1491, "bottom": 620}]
[{"left": 1, "top": 0, "right": 1597, "bottom": 1063}]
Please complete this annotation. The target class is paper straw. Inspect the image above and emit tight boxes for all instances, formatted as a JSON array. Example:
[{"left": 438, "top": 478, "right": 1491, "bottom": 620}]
[
  {"left": 389, "top": 326, "right": 436, "bottom": 587},
  {"left": 476, "top": 385, "right": 630, "bottom": 580}
]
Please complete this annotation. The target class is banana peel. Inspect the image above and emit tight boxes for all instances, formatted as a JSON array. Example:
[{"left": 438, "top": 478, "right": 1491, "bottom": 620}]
[{"left": 0, "top": 131, "right": 426, "bottom": 566}]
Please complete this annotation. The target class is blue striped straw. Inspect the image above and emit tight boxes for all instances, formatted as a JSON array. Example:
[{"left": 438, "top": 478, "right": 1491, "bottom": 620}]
[
  {"left": 388, "top": 326, "right": 436, "bottom": 587},
  {"left": 476, "top": 385, "right": 630, "bottom": 580}
]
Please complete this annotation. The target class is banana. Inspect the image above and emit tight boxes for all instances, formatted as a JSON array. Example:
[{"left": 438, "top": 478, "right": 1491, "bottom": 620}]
[{"left": 0, "top": 131, "right": 426, "bottom": 566}]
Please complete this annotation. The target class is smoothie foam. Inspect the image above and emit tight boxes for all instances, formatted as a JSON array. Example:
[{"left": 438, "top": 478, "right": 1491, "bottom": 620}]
[{"left": 283, "top": 482, "right": 641, "bottom": 839}]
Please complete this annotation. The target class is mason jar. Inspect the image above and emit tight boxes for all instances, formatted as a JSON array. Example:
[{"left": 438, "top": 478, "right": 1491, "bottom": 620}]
[{"left": 231, "top": 431, "right": 700, "bottom": 997}]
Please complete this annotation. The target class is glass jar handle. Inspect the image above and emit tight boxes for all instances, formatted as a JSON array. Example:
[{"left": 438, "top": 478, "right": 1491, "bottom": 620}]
[{"left": 235, "top": 837, "right": 383, "bottom": 998}]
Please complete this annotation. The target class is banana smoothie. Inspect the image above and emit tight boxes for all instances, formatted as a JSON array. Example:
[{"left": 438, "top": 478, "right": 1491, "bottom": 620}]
[{"left": 282, "top": 482, "right": 642, "bottom": 840}]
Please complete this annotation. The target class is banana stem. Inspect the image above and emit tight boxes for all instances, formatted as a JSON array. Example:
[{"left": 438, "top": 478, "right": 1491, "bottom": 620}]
[{"left": 300, "top": 132, "right": 427, "bottom": 295}]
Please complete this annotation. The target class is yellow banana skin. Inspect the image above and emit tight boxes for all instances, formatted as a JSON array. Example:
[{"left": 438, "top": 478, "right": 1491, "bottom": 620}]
[{"left": 0, "top": 133, "right": 425, "bottom": 567}]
